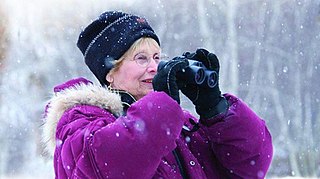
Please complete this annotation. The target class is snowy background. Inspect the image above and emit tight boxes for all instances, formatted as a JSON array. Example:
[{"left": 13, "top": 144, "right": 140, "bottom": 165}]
[{"left": 0, "top": 0, "right": 319, "bottom": 178}]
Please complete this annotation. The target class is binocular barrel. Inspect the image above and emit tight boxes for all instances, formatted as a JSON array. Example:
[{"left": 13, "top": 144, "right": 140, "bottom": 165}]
[{"left": 176, "top": 60, "right": 218, "bottom": 88}]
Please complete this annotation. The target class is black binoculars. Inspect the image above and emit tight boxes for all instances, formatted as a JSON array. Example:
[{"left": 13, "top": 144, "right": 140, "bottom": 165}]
[{"left": 177, "top": 59, "right": 218, "bottom": 88}]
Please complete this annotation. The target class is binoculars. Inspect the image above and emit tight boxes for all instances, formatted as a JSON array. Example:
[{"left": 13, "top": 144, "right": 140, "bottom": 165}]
[{"left": 176, "top": 59, "right": 218, "bottom": 88}]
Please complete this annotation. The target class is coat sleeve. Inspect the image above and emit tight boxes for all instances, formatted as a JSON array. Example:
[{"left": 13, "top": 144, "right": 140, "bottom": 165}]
[
  {"left": 201, "top": 93, "right": 273, "bottom": 178},
  {"left": 57, "top": 92, "right": 185, "bottom": 179}
]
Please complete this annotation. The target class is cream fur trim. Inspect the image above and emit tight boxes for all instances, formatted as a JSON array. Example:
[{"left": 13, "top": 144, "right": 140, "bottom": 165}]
[{"left": 42, "top": 83, "right": 123, "bottom": 156}]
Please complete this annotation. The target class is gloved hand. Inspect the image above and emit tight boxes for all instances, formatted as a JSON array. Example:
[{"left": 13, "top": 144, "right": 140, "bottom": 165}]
[
  {"left": 180, "top": 48, "right": 229, "bottom": 119},
  {"left": 152, "top": 57, "right": 189, "bottom": 104}
]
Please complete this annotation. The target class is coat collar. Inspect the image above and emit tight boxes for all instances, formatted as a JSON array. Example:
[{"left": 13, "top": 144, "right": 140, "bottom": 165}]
[
  {"left": 42, "top": 82, "right": 124, "bottom": 156},
  {"left": 110, "top": 89, "right": 137, "bottom": 115}
]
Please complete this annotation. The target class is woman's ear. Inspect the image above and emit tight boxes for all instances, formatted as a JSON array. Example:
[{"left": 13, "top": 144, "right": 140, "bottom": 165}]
[{"left": 106, "top": 73, "right": 114, "bottom": 83}]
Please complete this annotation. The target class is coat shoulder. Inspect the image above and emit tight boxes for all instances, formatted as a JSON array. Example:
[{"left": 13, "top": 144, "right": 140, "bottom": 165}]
[{"left": 42, "top": 78, "right": 123, "bottom": 156}]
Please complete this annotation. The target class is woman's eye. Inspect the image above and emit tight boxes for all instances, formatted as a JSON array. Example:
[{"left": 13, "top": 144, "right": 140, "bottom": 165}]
[
  {"left": 154, "top": 56, "right": 160, "bottom": 63},
  {"left": 139, "top": 56, "right": 148, "bottom": 60},
  {"left": 136, "top": 55, "right": 147, "bottom": 60}
]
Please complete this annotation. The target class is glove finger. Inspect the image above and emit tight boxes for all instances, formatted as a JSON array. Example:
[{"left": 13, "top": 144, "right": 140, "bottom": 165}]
[
  {"left": 182, "top": 51, "right": 192, "bottom": 57},
  {"left": 183, "top": 51, "right": 197, "bottom": 59},
  {"left": 190, "top": 51, "right": 219, "bottom": 71},
  {"left": 191, "top": 48, "right": 212, "bottom": 69},
  {"left": 180, "top": 83, "right": 199, "bottom": 102},
  {"left": 166, "top": 57, "right": 189, "bottom": 75},
  {"left": 195, "top": 48, "right": 209, "bottom": 61},
  {"left": 183, "top": 48, "right": 209, "bottom": 60},
  {"left": 183, "top": 48, "right": 211, "bottom": 68},
  {"left": 155, "top": 58, "right": 189, "bottom": 81},
  {"left": 165, "top": 59, "right": 188, "bottom": 104},
  {"left": 207, "top": 53, "right": 220, "bottom": 72}
]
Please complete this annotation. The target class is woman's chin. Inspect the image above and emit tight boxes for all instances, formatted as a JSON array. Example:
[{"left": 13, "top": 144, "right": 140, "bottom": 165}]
[
  {"left": 141, "top": 83, "right": 153, "bottom": 90},
  {"left": 133, "top": 88, "right": 154, "bottom": 100},
  {"left": 143, "top": 88, "right": 153, "bottom": 95}
]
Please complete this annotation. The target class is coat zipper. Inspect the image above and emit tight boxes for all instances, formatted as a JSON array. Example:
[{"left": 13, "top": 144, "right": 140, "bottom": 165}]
[{"left": 172, "top": 149, "right": 188, "bottom": 179}]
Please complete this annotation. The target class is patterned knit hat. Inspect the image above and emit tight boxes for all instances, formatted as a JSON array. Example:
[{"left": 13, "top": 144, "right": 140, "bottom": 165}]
[{"left": 77, "top": 11, "right": 160, "bottom": 86}]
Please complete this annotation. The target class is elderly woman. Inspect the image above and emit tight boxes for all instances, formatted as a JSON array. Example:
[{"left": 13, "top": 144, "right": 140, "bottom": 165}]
[{"left": 43, "top": 11, "right": 273, "bottom": 179}]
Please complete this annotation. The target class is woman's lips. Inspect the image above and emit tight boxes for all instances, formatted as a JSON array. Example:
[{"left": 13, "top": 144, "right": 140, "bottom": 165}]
[{"left": 142, "top": 79, "right": 153, "bottom": 83}]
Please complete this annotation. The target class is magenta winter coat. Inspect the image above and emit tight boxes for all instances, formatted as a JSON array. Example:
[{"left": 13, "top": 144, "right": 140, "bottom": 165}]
[{"left": 42, "top": 77, "right": 273, "bottom": 179}]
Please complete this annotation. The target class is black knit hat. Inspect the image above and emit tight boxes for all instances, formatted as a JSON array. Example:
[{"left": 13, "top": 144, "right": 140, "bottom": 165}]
[{"left": 77, "top": 11, "right": 160, "bottom": 86}]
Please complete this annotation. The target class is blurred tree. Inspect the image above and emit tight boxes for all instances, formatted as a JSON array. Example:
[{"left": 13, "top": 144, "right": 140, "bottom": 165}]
[
  {"left": 0, "top": 2, "right": 9, "bottom": 176},
  {"left": 0, "top": 4, "right": 8, "bottom": 71}
]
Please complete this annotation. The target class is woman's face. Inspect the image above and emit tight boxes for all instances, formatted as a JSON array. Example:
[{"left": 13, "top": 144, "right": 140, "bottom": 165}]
[{"left": 108, "top": 40, "right": 160, "bottom": 100}]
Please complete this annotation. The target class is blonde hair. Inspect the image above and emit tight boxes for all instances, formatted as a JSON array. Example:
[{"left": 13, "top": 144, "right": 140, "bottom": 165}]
[{"left": 108, "top": 37, "right": 160, "bottom": 74}]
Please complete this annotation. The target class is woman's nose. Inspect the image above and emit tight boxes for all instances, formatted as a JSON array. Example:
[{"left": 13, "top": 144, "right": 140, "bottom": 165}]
[{"left": 147, "top": 59, "right": 158, "bottom": 72}]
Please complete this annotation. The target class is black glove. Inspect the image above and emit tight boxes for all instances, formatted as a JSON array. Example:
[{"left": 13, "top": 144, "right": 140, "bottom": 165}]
[
  {"left": 180, "top": 48, "right": 229, "bottom": 119},
  {"left": 152, "top": 57, "right": 189, "bottom": 104}
]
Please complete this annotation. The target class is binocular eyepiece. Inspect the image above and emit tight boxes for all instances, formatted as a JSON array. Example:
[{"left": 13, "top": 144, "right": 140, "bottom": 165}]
[{"left": 177, "top": 59, "right": 218, "bottom": 88}]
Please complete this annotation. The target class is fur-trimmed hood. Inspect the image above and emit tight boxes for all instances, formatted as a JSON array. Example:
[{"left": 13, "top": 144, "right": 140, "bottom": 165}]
[{"left": 42, "top": 82, "right": 123, "bottom": 156}]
